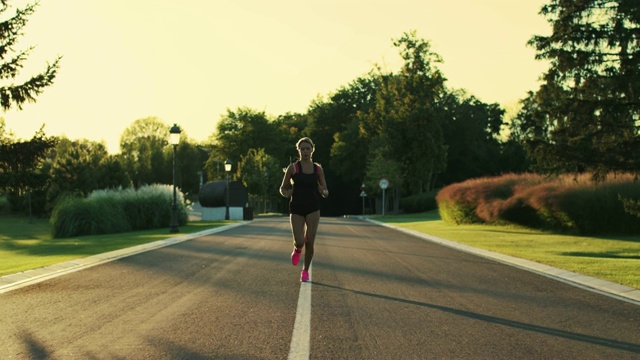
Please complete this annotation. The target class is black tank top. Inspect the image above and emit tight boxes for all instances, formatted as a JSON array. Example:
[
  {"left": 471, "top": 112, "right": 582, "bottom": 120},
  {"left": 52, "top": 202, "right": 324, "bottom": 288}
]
[{"left": 291, "top": 161, "right": 320, "bottom": 203}]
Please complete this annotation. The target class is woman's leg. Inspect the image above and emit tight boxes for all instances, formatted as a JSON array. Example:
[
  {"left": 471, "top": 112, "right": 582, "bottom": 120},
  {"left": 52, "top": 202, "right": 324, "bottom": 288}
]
[
  {"left": 290, "top": 214, "right": 306, "bottom": 249},
  {"left": 290, "top": 214, "right": 307, "bottom": 266},
  {"left": 302, "top": 210, "right": 320, "bottom": 270}
]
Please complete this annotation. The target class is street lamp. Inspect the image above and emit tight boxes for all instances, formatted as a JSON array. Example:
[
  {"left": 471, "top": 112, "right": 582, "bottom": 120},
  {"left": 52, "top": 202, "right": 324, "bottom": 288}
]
[
  {"left": 169, "top": 124, "right": 181, "bottom": 233},
  {"left": 224, "top": 159, "right": 232, "bottom": 220}
]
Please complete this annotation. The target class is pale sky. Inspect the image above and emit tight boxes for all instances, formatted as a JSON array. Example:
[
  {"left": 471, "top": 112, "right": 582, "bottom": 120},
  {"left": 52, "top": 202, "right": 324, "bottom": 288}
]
[{"left": 3, "top": 0, "right": 550, "bottom": 154}]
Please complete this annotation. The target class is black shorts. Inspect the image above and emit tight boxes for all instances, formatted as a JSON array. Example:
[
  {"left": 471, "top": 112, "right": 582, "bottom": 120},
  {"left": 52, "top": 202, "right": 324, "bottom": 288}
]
[{"left": 290, "top": 200, "right": 320, "bottom": 217}]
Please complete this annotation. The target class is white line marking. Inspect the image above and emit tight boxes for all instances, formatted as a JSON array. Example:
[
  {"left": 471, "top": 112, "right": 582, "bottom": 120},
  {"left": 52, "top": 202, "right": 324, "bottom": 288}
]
[
  {"left": 0, "top": 222, "right": 249, "bottom": 294},
  {"left": 288, "top": 267, "right": 312, "bottom": 360}
]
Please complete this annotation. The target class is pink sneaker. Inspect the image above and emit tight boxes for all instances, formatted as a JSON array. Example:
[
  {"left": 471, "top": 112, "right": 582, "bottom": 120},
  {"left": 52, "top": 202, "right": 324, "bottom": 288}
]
[
  {"left": 291, "top": 248, "right": 302, "bottom": 266},
  {"left": 300, "top": 269, "right": 309, "bottom": 282}
]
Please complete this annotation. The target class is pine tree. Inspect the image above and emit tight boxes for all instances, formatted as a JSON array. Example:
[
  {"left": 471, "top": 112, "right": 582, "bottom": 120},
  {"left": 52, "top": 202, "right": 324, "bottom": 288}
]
[
  {"left": 0, "top": 0, "right": 60, "bottom": 111},
  {"left": 522, "top": 0, "right": 640, "bottom": 178},
  {"left": 0, "top": 0, "right": 60, "bottom": 216}
]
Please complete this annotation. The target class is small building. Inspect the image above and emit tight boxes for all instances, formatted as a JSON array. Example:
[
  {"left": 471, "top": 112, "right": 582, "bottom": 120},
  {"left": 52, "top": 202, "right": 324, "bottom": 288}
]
[{"left": 198, "top": 181, "right": 252, "bottom": 220}]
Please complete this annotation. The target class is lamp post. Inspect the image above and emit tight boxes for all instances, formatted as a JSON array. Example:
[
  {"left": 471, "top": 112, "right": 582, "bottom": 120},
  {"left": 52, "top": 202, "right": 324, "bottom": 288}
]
[
  {"left": 169, "top": 124, "right": 181, "bottom": 233},
  {"left": 224, "top": 159, "right": 232, "bottom": 220}
]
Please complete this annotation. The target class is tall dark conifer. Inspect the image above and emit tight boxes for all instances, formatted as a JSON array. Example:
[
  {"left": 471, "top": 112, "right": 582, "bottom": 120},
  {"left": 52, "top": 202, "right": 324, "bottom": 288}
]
[
  {"left": 0, "top": 0, "right": 60, "bottom": 111},
  {"left": 0, "top": 1, "right": 60, "bottom": 215},
  {"left": 523, "top": 0, "right": 640, "bottom": 178}
]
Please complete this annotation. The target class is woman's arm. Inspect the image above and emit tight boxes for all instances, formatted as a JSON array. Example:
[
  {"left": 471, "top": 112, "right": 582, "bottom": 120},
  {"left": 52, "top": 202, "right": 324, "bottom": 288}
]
[
  {"left": 279, "top": 164, "right": 294, "bottom": 197},
  {"left": 317, "top": 164, "right": 329, "bottom": 198}
]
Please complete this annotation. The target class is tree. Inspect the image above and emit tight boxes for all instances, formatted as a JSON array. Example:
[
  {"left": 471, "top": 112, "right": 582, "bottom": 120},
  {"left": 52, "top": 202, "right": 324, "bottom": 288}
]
[
  {"left": 270, "top": 112, "right": 306, "bottom": 166},
  {"left": 361, "top": 31, "right": 448, "bottom": 195},
  {"left": 212, "top": 107, "right": 281, "bottom": 166},
  {"left": 170, "top": 140, "right": 207, "bottom": 198},
  {"left": 363, "top": 140, "right": 402, "bottom": 206},
  {"left": 237, "top": 148, "right": 280, "bottom": 213},
  {"left": 329, "top": 75, "right": 380, "bottom": 184},
  {"left": 441, "top": 91, "right": 505, "bottom": 184},
  {"left": 120, "top": 117, "right": 170, "bottom": 187},
  {"left": 0, "top": 117, "right": 12, "bottom": 143},
  {"left": 0, "top": 1, "right": 61, "bottom": 111},
  {"left": 0, "top": 126, "right": 56, "bottom": 215},
  {"left": 523, "top": 0, "right": 640, "bottom": 178},
  {"left": 46, "top": 138, "right": 129, "bottom": 211},
  {"left": 0, "top": 1, "right": 60, "bottom": 216}
]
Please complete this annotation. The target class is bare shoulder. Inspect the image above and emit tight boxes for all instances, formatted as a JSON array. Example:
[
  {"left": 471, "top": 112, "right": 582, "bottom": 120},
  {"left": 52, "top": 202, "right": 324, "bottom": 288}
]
[{"left": 284, "top": 163, "right": 295, "bottom": 175}]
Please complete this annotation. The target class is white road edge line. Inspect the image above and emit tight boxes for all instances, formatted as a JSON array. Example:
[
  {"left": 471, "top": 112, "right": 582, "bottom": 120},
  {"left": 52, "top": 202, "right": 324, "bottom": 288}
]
[
  {"left": 0, "top": 222, "right": 249, "bottom": 294},
  {"left": 288, "top": 267, "right": 312, "bottom": 360},
  {"left": 364, "top": 217, "right": 640, "bottom": 306}
]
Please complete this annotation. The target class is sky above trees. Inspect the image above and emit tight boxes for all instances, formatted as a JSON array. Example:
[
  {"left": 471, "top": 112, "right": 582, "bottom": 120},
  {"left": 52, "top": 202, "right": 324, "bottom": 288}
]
[{"left": 4, "top": 0, "right": 549, "bottom": 153}]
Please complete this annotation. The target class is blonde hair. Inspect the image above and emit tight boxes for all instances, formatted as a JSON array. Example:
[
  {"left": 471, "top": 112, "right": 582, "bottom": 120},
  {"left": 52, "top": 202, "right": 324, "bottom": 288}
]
[{"left": 296, "top": 137, "right": 314, "bottom": 149}]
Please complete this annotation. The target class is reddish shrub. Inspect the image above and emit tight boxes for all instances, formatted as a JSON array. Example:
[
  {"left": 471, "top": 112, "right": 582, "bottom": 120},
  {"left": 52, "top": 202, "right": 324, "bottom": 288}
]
[{"left": 437, "top": 172, "right": 640, "bottom": 235}]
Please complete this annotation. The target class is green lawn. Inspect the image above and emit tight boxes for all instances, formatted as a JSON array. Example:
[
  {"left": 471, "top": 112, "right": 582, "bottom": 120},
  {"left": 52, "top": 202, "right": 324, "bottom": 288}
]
[
  {"left": 375, "top": 210, "right": 640, "bottom": 290},
  {"left": 0, "top": 216, "right": 231, "bottom": 277}
]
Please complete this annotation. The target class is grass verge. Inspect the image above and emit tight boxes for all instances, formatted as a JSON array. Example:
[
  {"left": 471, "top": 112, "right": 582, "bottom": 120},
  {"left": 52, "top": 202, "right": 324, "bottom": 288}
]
[
  {"left": 375, "top": 210, "right": 640, "bottom": 290},
  {"left": 0, "top": 216, "right": 232, "bottom": 277}
]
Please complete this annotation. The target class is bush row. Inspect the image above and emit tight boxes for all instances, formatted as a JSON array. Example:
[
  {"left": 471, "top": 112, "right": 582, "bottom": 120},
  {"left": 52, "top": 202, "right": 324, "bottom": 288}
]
[
  {"left": 400, "top": 190, "right": 439, "bottom": 213},
  {"left": 436, "top": 173, "right": 640, "bottom": 235},
  {"left": 0, "top": 194, "right": 9, "bottom": 215},
  {"left": 51, "top": 184, "right": 188, "bottom": 238}
]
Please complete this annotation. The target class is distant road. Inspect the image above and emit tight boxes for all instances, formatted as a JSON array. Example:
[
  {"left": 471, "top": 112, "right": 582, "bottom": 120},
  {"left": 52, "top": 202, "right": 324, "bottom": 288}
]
[{"left": 1, "top": 217, "right": 638, "bottom": 359}]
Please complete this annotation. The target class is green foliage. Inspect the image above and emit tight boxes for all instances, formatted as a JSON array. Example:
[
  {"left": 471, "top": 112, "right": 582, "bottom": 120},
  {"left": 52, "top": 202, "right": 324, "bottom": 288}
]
[
  {"left": 46, "top": 138, "right": 129, "bottom": 213},
  {"left": 50, "top": 184, "right": 188, "bottom": 238},
  {"left": 213, "top": 108, "right": 284, "bottom": 167},
  {"left": 400, "top": 190, "right": 438, "bottom": 214},
  {"left": 517, "top": 0, "right": 640, "bottom": 177},
  {"left": 359, "top": 31, "right": 448, "bottom": 195},
  {"left": 0, "top": 193, "right": 8, "bottom": 214},
  {"left": 0, "top": 1, "right": 61, "bottom": 111},
  {"left": 120, "top": 117, "right": 170, "bottom": 187},
  {"left": 441, "top": 92, "right": 506, "bottom": 184},
  {"left": 0, "top": 127, "right": 56, "bottom": 193},
  {"left": 620, "top": 196, "right": 640, "bottom": 218},
  {"left": 363, "top": 145, "right": 402, "bottom": 199},
  {"left": 304, "top": 88, "right": 372, "bottom": 215},
  {"left": 50, "top": 194, "right": 131, "bottom": 238},
  {"left": 437, "top": 173, "right": 640, "bottom": 235},
  {"left": 239, "top": 149, "right": 267, "bottom": 207},
  {"left": 272, "top": 112, "right": 309, "bottom": 164},
  {"left": 0, "top": 127, "right": 57, "bottom": 215},
  {"left": 237, "top": 148, "right": 280, "bottom": 213}
]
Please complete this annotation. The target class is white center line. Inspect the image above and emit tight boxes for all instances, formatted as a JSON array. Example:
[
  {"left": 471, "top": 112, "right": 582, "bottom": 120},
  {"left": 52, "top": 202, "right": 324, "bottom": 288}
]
[{"left": 288, "top": 267, "right": 312, "bottom": 360}]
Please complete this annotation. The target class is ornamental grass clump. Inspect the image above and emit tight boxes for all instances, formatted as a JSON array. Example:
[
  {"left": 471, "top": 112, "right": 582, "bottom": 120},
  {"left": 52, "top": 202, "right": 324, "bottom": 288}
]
[
  {"left": 436, "top": 173, "right": 640, "bottom": 235},
  {"left": 51, "top": 184, "right": 188, "bottom": 238},
  {"left": 552, "top": 176, "right": 640, "bottom": 235},
  {"left": 436, "top": 173, "right": 545, "bottom": 225},
  {"left": 50, "top": 195, "right": 131, "bottom": 238}
]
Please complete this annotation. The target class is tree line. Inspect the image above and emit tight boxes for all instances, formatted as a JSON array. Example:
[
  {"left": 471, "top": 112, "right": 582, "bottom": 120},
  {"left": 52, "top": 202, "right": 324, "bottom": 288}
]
[{"left": 1, "top": 0, "right": 638, "bottom": 217}]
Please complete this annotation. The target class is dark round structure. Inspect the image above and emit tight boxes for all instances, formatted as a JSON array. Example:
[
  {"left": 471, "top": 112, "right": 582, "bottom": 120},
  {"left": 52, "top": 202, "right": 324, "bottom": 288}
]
[{"left": 198, "top": 181, "right": 248, "bottom": 208}]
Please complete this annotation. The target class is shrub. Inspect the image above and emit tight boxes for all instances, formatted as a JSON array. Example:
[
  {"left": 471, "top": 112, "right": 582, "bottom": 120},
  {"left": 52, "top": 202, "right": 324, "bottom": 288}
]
[
  {"left": 554, "top": 179, "right": 640, "bottom": 235},
  {"left": 0, "top": 194, "right": 9, "bottom": 215},
  {"left": 436, "top": 172, "right": 640, "bottom": 235},
  {"left": 400, "top": 190, "right": 438, "bottom": 214},
  {"left": 435, "top": 182, "right": 482, "bottom": 224},
  {"left": 436, "top": 173, "right": 545, "bottom": 225},
  {"left": 51, "top": 184, "right": 188, "bottom": 238}
]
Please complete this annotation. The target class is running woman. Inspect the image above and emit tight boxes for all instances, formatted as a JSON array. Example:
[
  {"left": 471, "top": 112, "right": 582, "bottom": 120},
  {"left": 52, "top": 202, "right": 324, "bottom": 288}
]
[{"left": 279, "top": 137, "right": 329, "bottom": 282}]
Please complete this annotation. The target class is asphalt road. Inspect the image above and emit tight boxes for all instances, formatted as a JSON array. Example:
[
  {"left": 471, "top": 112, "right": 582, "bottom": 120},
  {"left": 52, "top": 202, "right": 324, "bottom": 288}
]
[{"left": 1, "top": 217, "right": 639, "bottom": 359}]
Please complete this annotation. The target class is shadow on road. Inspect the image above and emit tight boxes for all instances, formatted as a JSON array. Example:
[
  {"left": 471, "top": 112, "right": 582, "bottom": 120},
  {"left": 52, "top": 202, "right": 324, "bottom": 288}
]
[{"left": 312, "top": 281, "right": 640, "bottom": 354}]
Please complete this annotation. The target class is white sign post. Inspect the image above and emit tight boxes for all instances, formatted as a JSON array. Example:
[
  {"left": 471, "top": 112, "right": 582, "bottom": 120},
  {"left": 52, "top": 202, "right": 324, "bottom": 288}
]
[{"left": 379, "top": 178, "right": 389, "bottom": 216}]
